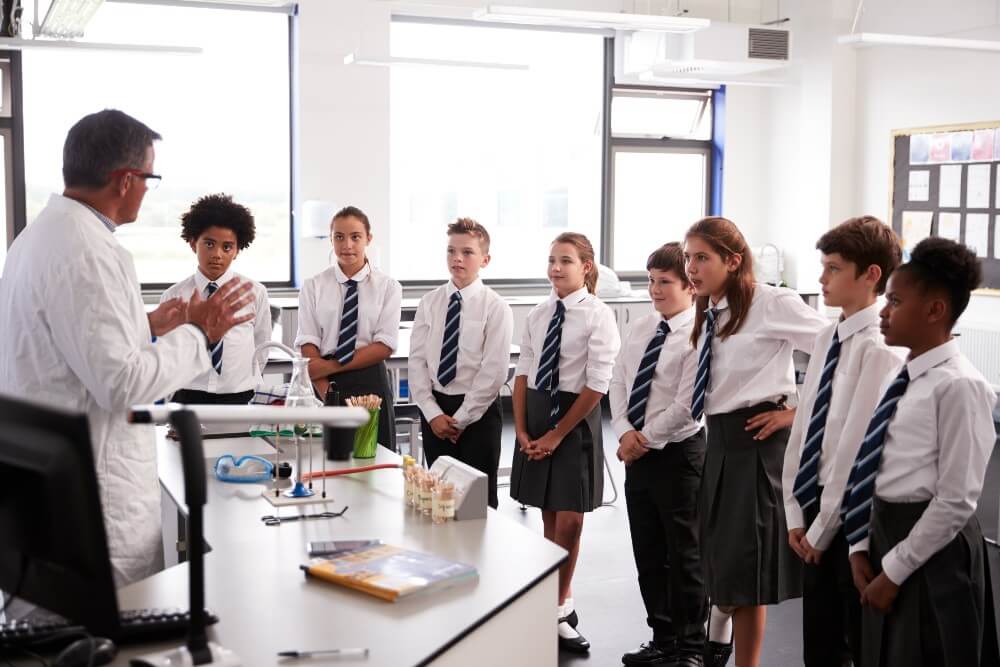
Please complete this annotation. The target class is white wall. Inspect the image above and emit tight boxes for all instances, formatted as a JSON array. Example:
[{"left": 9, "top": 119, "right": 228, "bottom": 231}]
[{"left": 852, "top": 10, "right": 1000, "bottom": 327}]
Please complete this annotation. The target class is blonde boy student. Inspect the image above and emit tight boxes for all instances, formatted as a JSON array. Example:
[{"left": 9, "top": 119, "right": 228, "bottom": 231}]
[{"left": 408, "top": 218, "right": 513, "bottom": 508}]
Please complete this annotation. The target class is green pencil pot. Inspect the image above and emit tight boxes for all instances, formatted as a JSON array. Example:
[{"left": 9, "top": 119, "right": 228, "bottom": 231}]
[{"left": 352, "top": 408, "right": 379, "bottom": 459}]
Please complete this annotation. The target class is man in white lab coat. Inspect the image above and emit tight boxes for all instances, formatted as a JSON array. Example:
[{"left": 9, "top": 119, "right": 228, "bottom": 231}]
[{"left": 0, "top": 109, "right": 255, "bottom": 586}]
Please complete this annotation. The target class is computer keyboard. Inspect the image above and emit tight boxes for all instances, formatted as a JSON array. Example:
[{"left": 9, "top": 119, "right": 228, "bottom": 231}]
[{"left": 0, "top": 608, "right": 219, "bottom": 653}]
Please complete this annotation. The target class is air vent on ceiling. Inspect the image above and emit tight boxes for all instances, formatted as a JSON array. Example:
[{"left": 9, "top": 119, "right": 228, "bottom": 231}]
[{"left": 748, "top": 28, "right": 789, "bottom": 60}]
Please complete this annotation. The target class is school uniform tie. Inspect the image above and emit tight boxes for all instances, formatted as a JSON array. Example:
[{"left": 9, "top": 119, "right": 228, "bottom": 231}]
[
  {"left": 626, "top": 320, "right": 670, "bottom": 431},
  {"left": 437, "top": 291, "right": 462, "bottom": 386},
  {"left": 333, "top": 279, "right": 359, "bottom": 364},
  {"left": 792, "top": 329, "right": 842, "bottom": 510},
  {"left": 690, "top": 308, "right": 718, "bottom": 422},
  {"left": 841, "top": 367, "right": 911, "bottom": 546},
  {"left": 535, "top": 300, "right": 566, "bottom": 429},
  {"left": 205, "top": 282, "right": 223, "bottom": 375}
]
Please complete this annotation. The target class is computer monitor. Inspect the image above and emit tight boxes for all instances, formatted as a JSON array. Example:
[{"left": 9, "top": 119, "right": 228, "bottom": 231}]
[{"left": 0, "top": 394, "right": 120, "bottom": 637}]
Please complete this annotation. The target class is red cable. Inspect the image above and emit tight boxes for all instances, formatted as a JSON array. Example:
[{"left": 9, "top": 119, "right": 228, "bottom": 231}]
[{"left": 301, "top": 462, "right": 401, "bottom": 481}]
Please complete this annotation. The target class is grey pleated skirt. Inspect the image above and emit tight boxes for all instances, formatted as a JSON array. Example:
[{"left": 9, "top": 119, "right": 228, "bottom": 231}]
[
  {"left": 862, "top": 498, "right": 987, "bottom": 667},
  {"left": 510, "top": 388, "right": 603, "bottom": 513},
  {"left": 700, "top": 402, "right": 802, "bottom": 607}
]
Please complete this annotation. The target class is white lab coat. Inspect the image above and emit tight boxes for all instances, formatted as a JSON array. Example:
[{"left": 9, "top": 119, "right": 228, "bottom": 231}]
[{"left": 0, "top": 194, "right": 211, "bottom": 586}]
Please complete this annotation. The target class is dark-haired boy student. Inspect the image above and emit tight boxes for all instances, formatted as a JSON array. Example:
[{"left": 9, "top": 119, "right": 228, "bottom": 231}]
[
  {"left": 161, "top": 193, "right": 271, "bottom": 404},
  {"left": 610, "top": 242, "right": 707, "bottom": 667},
  {"left": 408, "top": 218, "right": 513, "bottom": 508},
  {"left": 781, "top": 216, "right": 905, "bottom": 667},
  {"left": 843, "top": 237, "right": 997, "bottom": 667}
]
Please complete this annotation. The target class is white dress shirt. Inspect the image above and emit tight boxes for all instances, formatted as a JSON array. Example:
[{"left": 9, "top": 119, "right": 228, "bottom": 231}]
[
  {"left": 515, "top": 287, "right": 621, "bottom": 395},
  {"left": 408, "top": 279, "right": 514, "bottom": 430},
  {"left": 0, "top": 194, "right": 211, "bottom": 585},
  {"left": 781, "top": 303, "right": 906, "bottom": 549},
  {"left": 699, "top": 283, "right": 829, "bottom": 415},
  {"left": 609, "top": 308, "right": 703, "bottom": 448},
  {"left": 295, "top": 262, "right": 402, "bottom": 355},
  {"left": 848, "top": 339, "right": 997, "bottom": 585},
  {"left": 161, "top": 270, "right": 271, "bottom": 394}
]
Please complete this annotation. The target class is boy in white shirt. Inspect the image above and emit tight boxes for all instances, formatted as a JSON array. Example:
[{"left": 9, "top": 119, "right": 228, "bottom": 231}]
[
  {"left": 408, "top": 218, "right": 513, "bottom": 507},
  {"left": 610, "top": 242, "right": 706, "bottom": 667},
  {"left": 781, "top": 216, "right": 903, "bottom": 667},
  {"left": 161, "top": 193, "right": 271, "bottom": 404}
]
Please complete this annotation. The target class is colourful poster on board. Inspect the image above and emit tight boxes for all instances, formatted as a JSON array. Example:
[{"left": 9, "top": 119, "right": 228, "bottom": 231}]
[
  {"left": 909, "top": 134, "right": 930, "bottom": 164},
  {"left": 950, "top": 131, "right": 973, "bottom": 162},
  {"left": 971, "top": 129, "right": 994, "bottom": 161},
  {"left": 929, "top": 133, "right": 951, "bottom": 162}
]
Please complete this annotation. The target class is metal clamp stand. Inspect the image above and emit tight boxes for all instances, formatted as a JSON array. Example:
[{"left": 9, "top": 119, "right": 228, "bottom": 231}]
[{"left": 130, "top": 410, "right": 241, "bottom": 667}]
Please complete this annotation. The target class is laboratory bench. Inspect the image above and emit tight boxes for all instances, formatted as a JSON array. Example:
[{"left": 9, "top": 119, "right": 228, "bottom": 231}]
[{"left": 108, "top": 432, "right": 566, "bottom": 666}]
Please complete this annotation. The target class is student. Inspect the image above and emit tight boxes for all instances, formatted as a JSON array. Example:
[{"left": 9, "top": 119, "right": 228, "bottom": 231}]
[
  {"left": 610, "top": 242, "right": 707, "bottom": 667},
  {"left": 683, "top": 217, "right": 828, "bottom": 667},
  {"left": 295, "top": 205, "right": 402, "bottom": 450},
  {"left": 844, "top": 237, "right": 996, "bottom": 667},
  {"left": 780, "top": 216, "right": 904, "bottom": 667},
  {"left": 510, "top": 232, "right": 621, "bottom": 654},
  {"left": 161, "top": 193, "right": 271, "bottom": 405},
  {"left": 408, "top": 218, "right": 513, "bottom": 508}
]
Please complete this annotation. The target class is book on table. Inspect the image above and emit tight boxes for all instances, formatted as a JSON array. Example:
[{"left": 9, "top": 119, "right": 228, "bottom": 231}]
[{"left": 300, "top": 543, "right": 478, "bottom": 602}]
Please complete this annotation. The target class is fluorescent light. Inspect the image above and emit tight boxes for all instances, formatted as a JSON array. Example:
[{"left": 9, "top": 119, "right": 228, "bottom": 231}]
[
  {"left": 475, "top": 5, "right": 709, "bottom": 33},
  {"left": 38, "top": 0, "right": 105, "bottom": 39},
  {"left": 838, "top": 32, "right": 1000, "bottom": 52},
  {"left": 0, "top": 37, "right": 201, "bottom": 54},
  {"left": 343, "top": 52, "right": 529, "bottom": 71}
]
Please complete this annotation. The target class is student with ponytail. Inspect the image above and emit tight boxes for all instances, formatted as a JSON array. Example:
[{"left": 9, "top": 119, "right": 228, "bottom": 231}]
[
  {"left": 510, "top": 232, "right": 621, "bottom": 654},
  {"left": 683, "top": 217, "right": 827, "bottom": 667}
]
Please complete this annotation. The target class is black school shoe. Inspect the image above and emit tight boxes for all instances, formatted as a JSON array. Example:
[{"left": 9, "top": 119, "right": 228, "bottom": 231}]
[
  {"left": 622, "top": 641, "right": 676, "bottom": 665},
  {"left": 671, "top": 652, "right": 705, "bottom": 667},
  {"left": 558, "top": 619, "right": 590, "bottom": 654},
  {"left": 704, "top": 640, "right": 732, "bottom": 667}
]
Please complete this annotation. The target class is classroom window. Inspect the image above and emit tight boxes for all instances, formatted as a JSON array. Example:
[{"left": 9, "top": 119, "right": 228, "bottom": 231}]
[
  {"left": 389, "top": 19, "right": 605, "bottom": 281},
  {"left": 19, "top": 3, "right": 292, "bottom": 286},
  {"left": 608, "top": 87, "right": 713, "bottom": 273}
]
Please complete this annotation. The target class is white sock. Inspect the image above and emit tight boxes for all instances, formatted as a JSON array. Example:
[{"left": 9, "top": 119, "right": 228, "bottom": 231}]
[
  {"left": 561, "top": 597, "right": 574, "bottom": 615},
  {"left": 708, "top": 605, "right": 733, "bottom": 644},
  {"left": 558, "top": 619, "right": 581, "bottom": 639}
]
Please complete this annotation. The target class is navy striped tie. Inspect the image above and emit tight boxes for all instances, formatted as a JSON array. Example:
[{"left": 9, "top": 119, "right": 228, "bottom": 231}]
[
  {"left": 627, "top": 320, "right": 670, "bottom": 430},
  {"left": 205, "top": 282, "right": 223, "bottom": 375},
  {"left": 792, "top": 330, "right": 842, "bottom": 510},
  {"left": 333, "top": 279, "right": 358, "bottom": 364},
  {"left": 691, "top": 308, "right": 718, "bottom": 421},
  {"left": 437, "top": 291, "right": 462, "bottom": 386},
  {"left": 535, "top": 300, "right": 566, "bottom": 429},
  {"left": 841, "top": 367, "right": 911, "bottom": 546}
]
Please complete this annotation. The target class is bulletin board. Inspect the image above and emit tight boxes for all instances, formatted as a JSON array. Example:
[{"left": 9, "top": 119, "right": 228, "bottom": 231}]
[{"left": 890, "top": 121, "right": 1000, "bottom": 289}]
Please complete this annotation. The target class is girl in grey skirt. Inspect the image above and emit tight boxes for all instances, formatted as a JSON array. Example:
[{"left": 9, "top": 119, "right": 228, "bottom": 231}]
[
  {"left": 683, "top": 217, "right": 827, "bottom": 667},
  {"left": 509, "top": 232, "right": 620, "bottom": 654}
]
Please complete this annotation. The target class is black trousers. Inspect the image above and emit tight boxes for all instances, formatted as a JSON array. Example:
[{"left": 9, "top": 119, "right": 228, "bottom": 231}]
[
  {"left": 171, "top": 388, "right": 256, "bottom": 405},
  {"left": 625, "top": 429, "right": 708, "bottom": 654},
  {"left": 421, "top": 391, "right": 502, "bottom": 508},
  {"left": 801, "top": 488, "right": 862, "bottom": 667}
]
